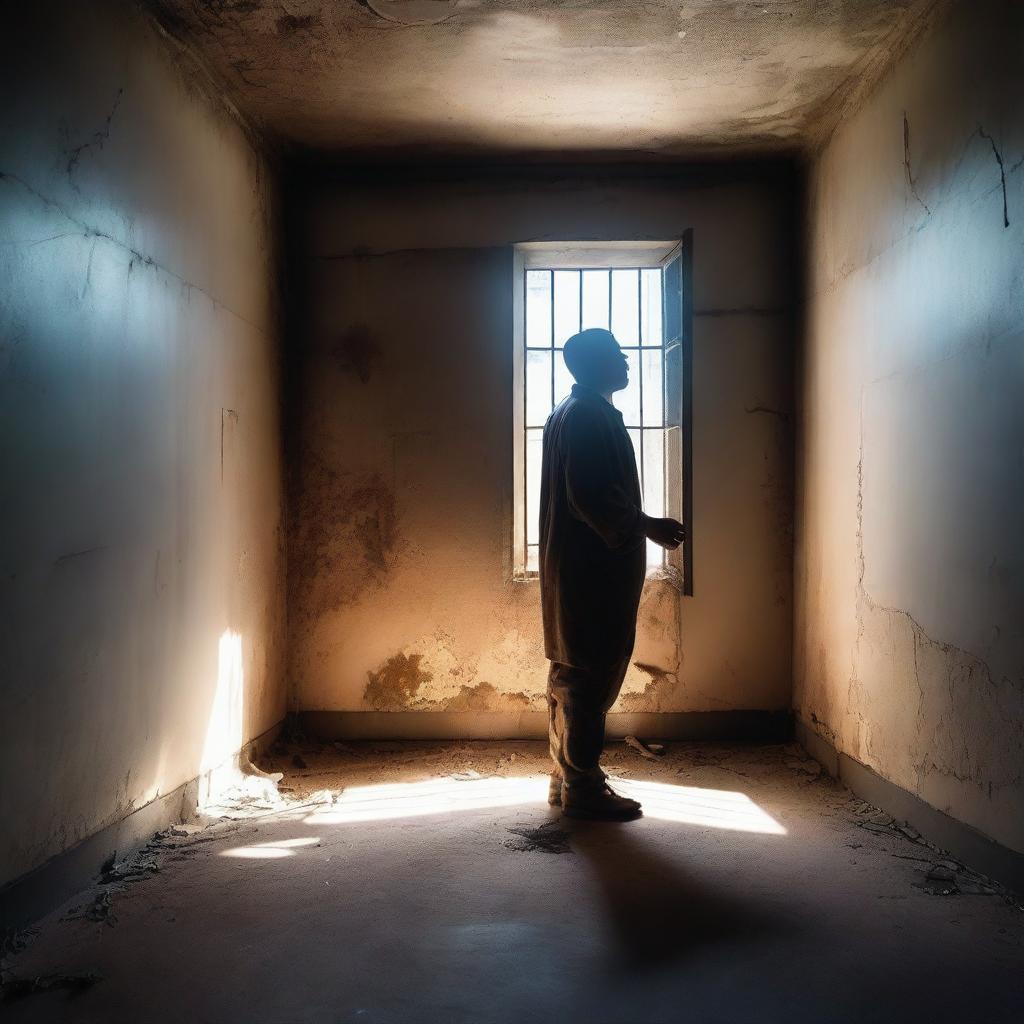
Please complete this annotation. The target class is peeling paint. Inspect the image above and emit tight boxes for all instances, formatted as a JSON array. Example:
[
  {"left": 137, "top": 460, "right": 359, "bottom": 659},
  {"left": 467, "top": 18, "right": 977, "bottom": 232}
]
[
  {"left": 287, "top": 167, "right": 793, "bottom": 719},
  {"left": 616, "top": 662, "right": 679, "bottom": 713},
  {"left": 364, "top": 653, "right": 433, "bottom": 710},
  {"left": 362, "top": 654, "right": 538, "bottom": 713},
  {"left": 798, "top": 0, "right": 1024, "bottom": 854},
  {"left": 442, "top": 681, "right": 533, "bottom": 713}
]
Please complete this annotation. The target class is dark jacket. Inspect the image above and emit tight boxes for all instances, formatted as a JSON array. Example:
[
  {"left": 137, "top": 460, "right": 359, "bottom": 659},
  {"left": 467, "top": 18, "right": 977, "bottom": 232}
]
[{"left": 539, "top": 384, "right": 646, "bottom": 668}]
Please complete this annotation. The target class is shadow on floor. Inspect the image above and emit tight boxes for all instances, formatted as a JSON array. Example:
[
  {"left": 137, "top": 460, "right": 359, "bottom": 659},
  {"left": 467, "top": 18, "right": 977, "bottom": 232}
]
[{"left": 569, "top": 820, "right": 791, "bottom": 972}]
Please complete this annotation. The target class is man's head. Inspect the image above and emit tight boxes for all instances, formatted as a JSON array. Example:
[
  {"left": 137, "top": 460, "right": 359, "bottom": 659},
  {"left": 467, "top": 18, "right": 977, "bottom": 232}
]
[{"left": 562, "top": 328, "right": 629, "bottom": 393}]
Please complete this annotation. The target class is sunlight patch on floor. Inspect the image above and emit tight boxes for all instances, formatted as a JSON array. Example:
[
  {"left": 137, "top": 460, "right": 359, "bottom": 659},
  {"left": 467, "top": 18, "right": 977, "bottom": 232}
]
[
  {"left": 286, "top": 775, "right": 786, "bottom": 834},
  {"left": 610, "top": 777, "right": 787, "bottom": 834},
  {"left": 221, "top": 837, "right": 322, "bottom": 859}
]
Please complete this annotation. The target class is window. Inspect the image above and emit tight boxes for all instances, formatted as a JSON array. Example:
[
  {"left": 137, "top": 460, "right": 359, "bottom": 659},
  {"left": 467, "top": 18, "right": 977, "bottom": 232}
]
[{"left": 512, "top": 240, "right": 692, "bottom": 591}]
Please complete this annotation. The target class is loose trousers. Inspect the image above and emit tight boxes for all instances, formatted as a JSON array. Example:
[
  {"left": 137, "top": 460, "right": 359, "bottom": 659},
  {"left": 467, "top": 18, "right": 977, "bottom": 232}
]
[{"left": 547, "top": 655, "right": 632, "bottom": 792}]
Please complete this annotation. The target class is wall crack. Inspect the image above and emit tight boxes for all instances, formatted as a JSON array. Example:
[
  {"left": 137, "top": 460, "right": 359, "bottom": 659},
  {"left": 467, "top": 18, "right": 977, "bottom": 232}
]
[
  {"left": 0, "top": 170, "right": 267, "bottom": 336},
  {"left": 977, "top": 126, "right": 1010, "bottom": 228},
  {"left": 903, "top": 111, "right": 931, "bottom": 216},
  {"left": 65, "top": 88, "right": 124, "bottom": 179}
]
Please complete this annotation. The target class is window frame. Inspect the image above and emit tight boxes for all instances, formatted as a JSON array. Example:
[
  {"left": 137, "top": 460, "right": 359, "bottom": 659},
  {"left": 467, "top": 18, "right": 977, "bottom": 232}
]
[{"left": 511, "top": 240, "right": 683, "bottom": 583}]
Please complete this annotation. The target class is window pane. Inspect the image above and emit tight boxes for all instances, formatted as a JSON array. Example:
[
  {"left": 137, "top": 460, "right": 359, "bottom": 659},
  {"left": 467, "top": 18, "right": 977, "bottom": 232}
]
[
  {"left": 611, "top": 269, "right": 639, "bottom": 344},
  {"left": 526, "top": 270, "right": 552, "bottom": 347},
  {"left": 647, "top": 540, "right": 665, "bottom": 569},
  {"left": 526, "top": 349, "right": 553, "bottom": 426},
  {"left": 644, "top": 428, "right": 666, "bottom": 569},
  {"left": 581, "top": 270, "right": 610, "bottom": 331},
  {"left": 554, "top": 354, "right": 574, "bottom": 406},
  {"left": 641, "top": 268, "right": 662, "bottom": 346},
  {"left": 553, "top": 270, "right": 580, "bottom": 348},
  {"left": 627, "top": 428, "right": 642, "bottom": 478},
  {"left": 664, "top": 253, "right": 682, "bottom": 343},
  {"left": 643, "top": 428, "right": 665, "bottom": 518},
  {"left": 641, "top": 348, "right": 663, "bottom": 426},
  {"left": 526, "top": 544, "right": 539, "bottom": 574},
  {"left": 526, "top": 428, "right": 543, "bottom": 546},
  {"left": 615, "top": 355, "right": 641, "bottom": 426}
]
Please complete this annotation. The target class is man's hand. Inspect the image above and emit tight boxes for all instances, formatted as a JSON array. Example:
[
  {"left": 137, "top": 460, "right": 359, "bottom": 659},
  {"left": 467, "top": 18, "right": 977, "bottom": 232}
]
[{"left": 643, "top": 515, "right": 685, "bottom": 550}]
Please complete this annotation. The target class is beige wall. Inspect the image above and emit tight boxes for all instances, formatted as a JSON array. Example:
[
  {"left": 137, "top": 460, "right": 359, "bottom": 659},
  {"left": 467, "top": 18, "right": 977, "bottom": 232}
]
[
  {"left": 289, "top": 169, "right": 795, "bottom": 723},
  {"left": 0, "top": 1, "right": 285, "bottom": 887},
  {"left": 796, "top": 0, "right": 1024, "bottom": 852}
]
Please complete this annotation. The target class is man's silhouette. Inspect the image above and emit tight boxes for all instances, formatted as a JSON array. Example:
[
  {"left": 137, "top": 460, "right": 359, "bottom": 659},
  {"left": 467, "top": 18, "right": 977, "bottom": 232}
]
[{"left": 540, "top": 328, "right": 684, "bottom": 821}]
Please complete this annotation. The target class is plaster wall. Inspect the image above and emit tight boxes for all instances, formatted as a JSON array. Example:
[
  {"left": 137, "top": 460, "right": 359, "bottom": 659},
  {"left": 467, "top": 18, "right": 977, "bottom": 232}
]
[
  {"left": 795, "top": 0, "right": 1024, "bottom": 852},
  {"left": 0, "top": 1, "right": 285, "bottom": 887},
  {"left": 289, "top": 169, "right": 795, "bottom": 723}
]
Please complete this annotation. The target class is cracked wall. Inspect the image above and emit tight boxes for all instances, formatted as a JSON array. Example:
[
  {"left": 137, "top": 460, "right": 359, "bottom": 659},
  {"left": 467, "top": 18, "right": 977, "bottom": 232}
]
[
  {"left": 287, "top": 167, "right": 795, "bottom": 721},
  {"left": 795, "top": 0, "right": 1024, "bottom": 853},
  {"left": 0, "top": 1, "right": 285, "bottom": 888}
]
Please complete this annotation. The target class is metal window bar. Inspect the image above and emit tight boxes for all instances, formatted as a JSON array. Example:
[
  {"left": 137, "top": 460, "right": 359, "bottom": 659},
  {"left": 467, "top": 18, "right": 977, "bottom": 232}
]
[{"left": 523, "top": 266, "right": 667, "bottom": 575}]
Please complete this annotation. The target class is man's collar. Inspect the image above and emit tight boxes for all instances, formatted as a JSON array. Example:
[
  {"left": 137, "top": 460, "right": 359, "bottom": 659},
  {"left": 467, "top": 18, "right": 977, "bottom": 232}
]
[
  {"left": 571, "top": 382, "right": 608, "bottom": 404},
  {"left": 571, "top": 382, "right": 622, "bottom": 418}
]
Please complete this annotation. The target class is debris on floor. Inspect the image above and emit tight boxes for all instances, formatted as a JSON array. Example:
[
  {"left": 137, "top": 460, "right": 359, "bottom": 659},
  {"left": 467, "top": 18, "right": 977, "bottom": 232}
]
[
  {"left": 1, "top": 969, "right": 102, "bottom": 1001},
  {"left": 168, "top": 823, "right": 205, "bottom": 837},
  {"left": 927, "top": 860, "right": 960, "bottom": 882},
  {"left": 784, "top": 756, "right": 823, "bottom": 777},
  {"left": 842, "top": 795, "right": 1014, "bottom": 904},
  {"left": 504, "top": 821, "right": 573, "bottom": 855},
  {"left": 100, "top": 850, "right": 159, "bottom": 884},
  {"left": 200, "top": 760, "right": 288, "bottom": 817},
  {"left": 63, "top": 892, "right": 116, "bottom": 928},
  {"left": 624, "top": 735, "right": 664, "bottom": 760},
  {"left": 3, "top": 739, "right": 1021, "bottom": 1022}
]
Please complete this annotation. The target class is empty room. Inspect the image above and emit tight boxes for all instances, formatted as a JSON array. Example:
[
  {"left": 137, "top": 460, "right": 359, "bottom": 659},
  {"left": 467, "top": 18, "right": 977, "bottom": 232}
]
[{"left": 1, "top": 0, "right": 1021, "bottom": 1021}]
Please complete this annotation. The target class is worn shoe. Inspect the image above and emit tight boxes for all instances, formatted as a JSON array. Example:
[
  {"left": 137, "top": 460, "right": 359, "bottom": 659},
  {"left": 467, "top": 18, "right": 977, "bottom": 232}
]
[
  {"left": 548, "top": 772, "right": 563, "bottom": 806},
  {"left": 561, "top": 781, "right": 642, "bottom": 821}
]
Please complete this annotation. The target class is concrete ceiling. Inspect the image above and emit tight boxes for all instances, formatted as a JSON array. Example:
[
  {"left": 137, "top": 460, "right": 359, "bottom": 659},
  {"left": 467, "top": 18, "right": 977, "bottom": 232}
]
[{"left": 146, "top": 0, "right": 939, "bottom": 160}]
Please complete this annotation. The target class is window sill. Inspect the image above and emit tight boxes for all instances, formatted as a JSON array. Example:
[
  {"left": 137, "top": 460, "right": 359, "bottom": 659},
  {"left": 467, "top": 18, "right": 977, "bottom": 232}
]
[
  {"left": 511, "top": 570, "right": 540, "bottom": 583},
  {"left": 511, "top": 565, "right": 682, "bottom": 590}
]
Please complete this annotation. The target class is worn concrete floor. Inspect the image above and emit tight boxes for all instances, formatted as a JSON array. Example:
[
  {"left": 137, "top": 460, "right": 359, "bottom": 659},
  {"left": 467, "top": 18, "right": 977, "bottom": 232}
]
[{"left": 3, "top": 740, "right": 1022, "bottom": 1023}]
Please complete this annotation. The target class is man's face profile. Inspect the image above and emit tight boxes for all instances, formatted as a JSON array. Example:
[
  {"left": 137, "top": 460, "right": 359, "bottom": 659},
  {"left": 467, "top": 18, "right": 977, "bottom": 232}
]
[{"left": 563, "top": 328, "right": 629, "bottom": 394}]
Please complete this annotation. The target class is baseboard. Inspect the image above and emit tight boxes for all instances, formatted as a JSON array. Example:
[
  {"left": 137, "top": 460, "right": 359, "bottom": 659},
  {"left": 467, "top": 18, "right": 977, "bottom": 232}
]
[
  {"left": 299, "top": 709, "right": 793, "bottom": 742},
  {"left": 0, "top": 720, "right": 283, "bottom": 934},
  {"left": 795, "top": 719, "right": 1024, "bottom": 895}
]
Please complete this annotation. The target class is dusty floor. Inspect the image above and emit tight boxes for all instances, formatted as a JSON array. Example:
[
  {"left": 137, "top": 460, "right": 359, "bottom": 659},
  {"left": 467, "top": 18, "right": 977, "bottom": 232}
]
[{"left": 3, "top": 740, "right": 1022, "bottom": 1023}]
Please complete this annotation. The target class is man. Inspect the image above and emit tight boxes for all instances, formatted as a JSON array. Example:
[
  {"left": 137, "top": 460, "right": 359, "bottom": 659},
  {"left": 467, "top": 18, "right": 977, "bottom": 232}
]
[{"left": 540, "top": 328, "right": 684, "bottom": 821}]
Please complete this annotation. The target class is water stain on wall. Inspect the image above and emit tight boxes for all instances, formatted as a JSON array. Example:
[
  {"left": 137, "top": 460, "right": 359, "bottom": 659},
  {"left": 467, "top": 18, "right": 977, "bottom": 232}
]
[
  {"left": 364, "top": 653, "right": 433, "bottom": 710},
  {"left": 332, "top": 324, "right": 381, "bottom": 383},
  {"left": 290, "top": 452, "right": 398, "bottom": 622},
  {"left": 443, "top": 681, "right": 532, "bottom": 713},
  {"left": 362, "top": 652, "right": 539, "bottom": 712}
]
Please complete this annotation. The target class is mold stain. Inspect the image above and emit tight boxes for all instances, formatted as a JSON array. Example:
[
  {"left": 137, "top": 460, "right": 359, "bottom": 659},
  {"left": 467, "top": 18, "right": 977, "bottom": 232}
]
[
  {"left": 442, "top": 681, "right": 532, "bottom": 713},
  {"left": 276, "top": 13, "right": 321, "bottom": 35},
  {"left": 289, "top": 453, "right": 398, "bottom": 622},
  {"left": 364, "top": 653, "right": 433, "bottom": 710},
  {"left": 333, "top": 324, "right": 381, "bottom": 383},
  {"left": 362, "top": 652, "right": 541, "bottom": 713}
]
